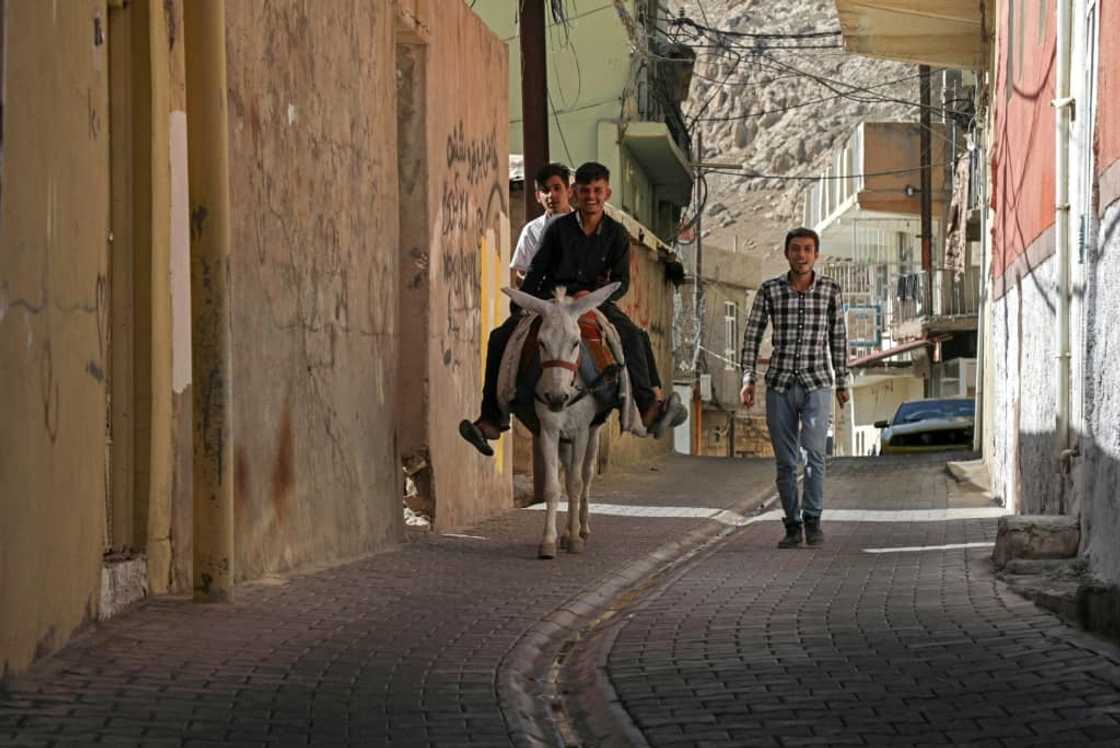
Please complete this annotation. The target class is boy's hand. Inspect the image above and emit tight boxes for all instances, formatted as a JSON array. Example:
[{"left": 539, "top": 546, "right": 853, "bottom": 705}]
[
  {"left": 836, "top": 388, "right": 850, "bottom": 406},
  {"left": 740, "top": 383, "right": 756, "bottom": 408}
]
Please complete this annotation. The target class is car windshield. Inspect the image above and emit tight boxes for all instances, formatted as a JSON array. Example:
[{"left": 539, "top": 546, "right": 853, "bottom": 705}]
[{"left": 893, "top": 399, "right": 975, "bottom": 425}]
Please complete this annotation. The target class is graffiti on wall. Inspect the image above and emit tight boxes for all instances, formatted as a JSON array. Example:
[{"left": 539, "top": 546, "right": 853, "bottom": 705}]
[{"left": 436, "top": 121, "right": 505, "bottom": 372}]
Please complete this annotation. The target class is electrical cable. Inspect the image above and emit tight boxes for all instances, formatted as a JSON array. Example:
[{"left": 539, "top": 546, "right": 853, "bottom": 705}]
[{"left": 701, "top": 162, "right": 949, "bottom": 181}]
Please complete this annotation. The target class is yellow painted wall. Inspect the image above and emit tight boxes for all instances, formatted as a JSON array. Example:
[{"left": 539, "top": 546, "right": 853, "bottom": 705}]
[
  {"left": 223, "top": 2, "right": 403, "bottom": 579},
  {"left": 0, "top": 0, "right": 111, "bottom": 675}
]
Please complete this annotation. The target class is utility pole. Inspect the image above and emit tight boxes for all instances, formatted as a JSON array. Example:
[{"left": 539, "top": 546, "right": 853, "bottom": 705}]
[
  {"left": 692, "top": 131, "right": 705, "bottom": 455},
  {"left": 919, "top": 65, "right": 933, "bottom": 275},
  {"left": 520, "top": 0, "right": 549, "bottom": 222}
]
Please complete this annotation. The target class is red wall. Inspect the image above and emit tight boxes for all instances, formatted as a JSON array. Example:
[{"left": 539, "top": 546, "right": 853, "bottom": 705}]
[
  {"left": 1097, "top": 1, "right": 1120, "bottom": 177},
  {"left": 990, "top": 0, "right": 1057, "bottom": 281}
]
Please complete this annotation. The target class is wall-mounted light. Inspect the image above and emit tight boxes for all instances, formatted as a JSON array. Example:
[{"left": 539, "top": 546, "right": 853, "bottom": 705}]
[{"left": 903, "top": 185, "right": 922, "bottom": 198}]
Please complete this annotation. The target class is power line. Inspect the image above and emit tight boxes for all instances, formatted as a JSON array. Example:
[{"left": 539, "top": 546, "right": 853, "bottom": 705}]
[
  {"left": 701, "top": 162, "right": 949, "bottom": 182},
  {"left": 665, "top": 13, "right": 842, "bottom": 40},
  {"left": 689, "top": 72, "right": 926, "bottom": 122}
]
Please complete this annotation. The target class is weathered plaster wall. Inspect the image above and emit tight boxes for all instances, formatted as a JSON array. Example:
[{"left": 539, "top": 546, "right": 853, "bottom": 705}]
[
  {"left": 421, "top": 4, "right": 512, "bottom": 531},
  {"left": 1081, "top": 1, "right": 1120, "bottom": 587},
  {"left": 224, "top": 2, "right": 402, "bottom": 579},
  {"left": 599, "top": 241, "right": 675, "bottom": 470},
  {"left": 1082, "top": 196, "right": 1120, "bottom": 585},
  {"left": 0, "top": 1, "right": 110, "bottom": 675},
  {"left": 988, "top": 237, "right": 1066, "bottom": 516}
]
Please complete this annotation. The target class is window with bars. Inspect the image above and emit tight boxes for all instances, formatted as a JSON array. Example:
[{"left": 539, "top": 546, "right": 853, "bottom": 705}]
[{"left": 723, "top": 301, "right": 738, "bottom": 371}]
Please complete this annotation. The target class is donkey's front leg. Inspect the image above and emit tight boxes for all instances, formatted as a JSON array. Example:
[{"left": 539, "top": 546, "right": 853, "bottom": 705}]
[
  {"left": 537, "top": 427, "right": 562, "bottom": 559},
  {"left": 579, "top": 425, "right": 601, "bottom": 541},
  {"left": 562, "top": 430, "right": 589, "bottom": 553}
]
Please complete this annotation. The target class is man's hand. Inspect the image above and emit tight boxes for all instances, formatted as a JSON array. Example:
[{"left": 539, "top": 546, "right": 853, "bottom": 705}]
[
  {"left": 836, "top": 388, "right": 850, "bottom": 406},
  {"left": 740, "top": 383, "right": 756, "bottom": 408}
]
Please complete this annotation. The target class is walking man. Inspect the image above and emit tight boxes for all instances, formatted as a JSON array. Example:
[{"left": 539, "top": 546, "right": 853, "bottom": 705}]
[{"left": 740, "top": 228, "right": 849, "bottom": 548}]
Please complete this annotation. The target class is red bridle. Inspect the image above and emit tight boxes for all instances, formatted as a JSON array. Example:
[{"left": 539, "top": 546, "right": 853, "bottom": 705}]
[{"left": 540, "top": 357, "right": 580, "bottom": 374}]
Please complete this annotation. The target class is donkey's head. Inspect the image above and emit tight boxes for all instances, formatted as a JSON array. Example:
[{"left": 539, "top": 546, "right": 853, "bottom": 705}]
[{"left": 503, "top": 283, "right": 621, "bottom": 412}]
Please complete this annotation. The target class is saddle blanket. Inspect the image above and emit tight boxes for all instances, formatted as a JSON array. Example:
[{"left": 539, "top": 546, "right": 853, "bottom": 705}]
[{"left": 497, "top": 308, "right": 648, "bottom": 437}]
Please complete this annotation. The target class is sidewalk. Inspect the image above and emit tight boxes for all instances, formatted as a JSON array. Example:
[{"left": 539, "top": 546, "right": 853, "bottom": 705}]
[
  {"left": 577, "top": 455, "right": 1120, "bottom": 746},
  {"left": 0, "top": 454, "right": 776, "bottom": 747}
]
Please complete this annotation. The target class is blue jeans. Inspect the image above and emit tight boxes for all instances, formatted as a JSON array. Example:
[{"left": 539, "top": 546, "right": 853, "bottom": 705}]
[{"left": 765, "top": 383, "right": 831, "bottom": 528}]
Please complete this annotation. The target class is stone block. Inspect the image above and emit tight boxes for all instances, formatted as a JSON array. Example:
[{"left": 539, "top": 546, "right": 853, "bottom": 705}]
[
  {"left": 100, "top": 555, "right": 149, "bottom": 621},
  {"left": 992, "top": 515, "right": 1080, "bottom": 569}
]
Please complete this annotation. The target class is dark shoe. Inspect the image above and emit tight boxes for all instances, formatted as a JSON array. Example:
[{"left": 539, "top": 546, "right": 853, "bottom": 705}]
[
  {"left": 777, "top": 523, "right": 802, "bottom": 548},
  {"left": 459, "top": 419, "right": 494, "bottom": 457},
  {"left": 804, "top": 518, "right": 823, "bottom": 546},
  {"left": 644, "top": 392, "right": 687, "bottom": 438}
]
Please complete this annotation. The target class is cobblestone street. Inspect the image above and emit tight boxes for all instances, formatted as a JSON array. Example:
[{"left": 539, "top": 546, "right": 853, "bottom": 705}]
[
  {"left": 580, "top": 457, "right": 1120, "bottom": 746},
  {"left": 3, "top": 454, "right": 1120, "bottom": 746}
]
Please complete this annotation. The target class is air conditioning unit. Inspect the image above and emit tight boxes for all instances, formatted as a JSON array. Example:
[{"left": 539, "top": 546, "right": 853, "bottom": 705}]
[{"left": 699, "top": 374, "right": 712, "bottom": 402}]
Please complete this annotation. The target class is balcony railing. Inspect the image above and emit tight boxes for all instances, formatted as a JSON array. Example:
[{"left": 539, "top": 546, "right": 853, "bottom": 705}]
[{"left": 891, "top": 268, "right": 981, "bottom": 328}]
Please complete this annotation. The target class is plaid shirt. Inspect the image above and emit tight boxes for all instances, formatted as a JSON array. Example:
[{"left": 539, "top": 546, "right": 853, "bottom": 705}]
[{"left": 740, "top": 272, "right": 849, "bottom": 392}]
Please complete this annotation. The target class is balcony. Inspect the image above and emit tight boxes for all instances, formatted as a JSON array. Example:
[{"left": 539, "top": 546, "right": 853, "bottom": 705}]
[
  {"left": 834, "top": 0, "right": 990, "bottom": 69},
  {"left": 891, "top": 267, "right": 981, "bottom": 339}
]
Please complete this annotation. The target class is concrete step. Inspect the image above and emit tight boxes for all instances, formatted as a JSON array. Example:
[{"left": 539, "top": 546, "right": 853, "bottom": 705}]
[{"left": 992, "top": 514, "right": 1079, "bottom": 569}]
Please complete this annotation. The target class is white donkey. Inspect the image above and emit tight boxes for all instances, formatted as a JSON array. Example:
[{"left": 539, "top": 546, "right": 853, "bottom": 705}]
[{"left": 502, "top": 282, "right": 622, "bottom": 559}]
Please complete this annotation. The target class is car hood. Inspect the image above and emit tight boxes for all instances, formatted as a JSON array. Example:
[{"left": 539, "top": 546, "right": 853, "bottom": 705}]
[{"left": 883, "top": 416, "right": 974, "bottom": 440}]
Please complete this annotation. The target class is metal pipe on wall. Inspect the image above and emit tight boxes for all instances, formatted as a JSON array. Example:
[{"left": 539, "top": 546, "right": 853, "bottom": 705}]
[
  {"left": 184, "top": 0, "right": 234, "bottom": 602},
  {"left": 1054, "top": 0, "right": 1074, "bottom": 469}
]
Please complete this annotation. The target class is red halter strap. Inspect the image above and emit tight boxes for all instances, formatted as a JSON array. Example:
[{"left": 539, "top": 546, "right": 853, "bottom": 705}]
[{"left": 541, "top": 358, "right": 580, "bottom": 374}]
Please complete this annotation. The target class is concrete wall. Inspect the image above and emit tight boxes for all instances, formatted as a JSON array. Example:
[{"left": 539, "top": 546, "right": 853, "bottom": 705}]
[
  {"left": 0, "top": 0, "right": 110, "bottom": 675},
  {"left": 397, "top": 3, "right": 513, "bottom": 531},
  {"left": 859, "top": 122, "right": 949, "bottom": 217},
  {"left": 224, "top": 2, "right": 402, "bottom": 578}
]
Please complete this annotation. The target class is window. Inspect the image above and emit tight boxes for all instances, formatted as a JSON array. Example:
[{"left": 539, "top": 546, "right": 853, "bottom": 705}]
[{"left": 723, "top": 301, "right": 738, "bottom": 371}]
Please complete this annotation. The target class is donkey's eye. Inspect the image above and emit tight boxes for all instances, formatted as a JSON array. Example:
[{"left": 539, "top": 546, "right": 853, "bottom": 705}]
[{"left": 571, "top": 342, "right": 579, "bottom": 352}]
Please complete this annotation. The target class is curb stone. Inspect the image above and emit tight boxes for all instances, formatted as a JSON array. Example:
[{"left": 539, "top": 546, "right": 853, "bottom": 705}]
[{"left": 497, "top": 486, "right": 781, "bottom": 746}]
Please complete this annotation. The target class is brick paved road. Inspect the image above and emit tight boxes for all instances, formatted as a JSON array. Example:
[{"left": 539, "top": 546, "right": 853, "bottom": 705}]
[
  {"left": 0, "top": 455, "right": 775, "bottom": 747},
  {"left": 592, "top": 455, "right": 1120, "bottom": 746}
]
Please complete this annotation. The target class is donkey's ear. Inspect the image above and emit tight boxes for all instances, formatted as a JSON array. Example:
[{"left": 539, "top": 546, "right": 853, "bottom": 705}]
[
  {"left": 502, "top": 286, "right": 552, "bottom": 316},
  {"left": 568, "top": 282, "right": 620, "bottom": 318}
]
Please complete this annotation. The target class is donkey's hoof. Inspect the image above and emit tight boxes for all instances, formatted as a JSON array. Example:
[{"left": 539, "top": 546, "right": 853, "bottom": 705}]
[
  {"left": 538, "top": 542, "right": 557, "bottom": 559},
  {"left": 567, "top": 537, "right": 585, "bottom": 554},
  {"left": 579, "top": 529, "right": 590, "bottom": 540}
]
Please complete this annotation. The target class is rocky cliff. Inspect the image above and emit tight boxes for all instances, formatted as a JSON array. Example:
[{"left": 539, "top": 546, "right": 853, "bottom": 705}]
[{"left": 670, "top": 0, "right": 921, "bottom": 274}]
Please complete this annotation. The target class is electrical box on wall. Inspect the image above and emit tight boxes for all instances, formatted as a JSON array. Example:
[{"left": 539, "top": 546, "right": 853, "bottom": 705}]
[{"left": 699, "top": 374, "right": 712, "bottom": 402}]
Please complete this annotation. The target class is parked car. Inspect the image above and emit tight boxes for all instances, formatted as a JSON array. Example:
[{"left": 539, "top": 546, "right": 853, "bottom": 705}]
[{"left": 875, "top": 398, "right": 975, "bottom": 455}]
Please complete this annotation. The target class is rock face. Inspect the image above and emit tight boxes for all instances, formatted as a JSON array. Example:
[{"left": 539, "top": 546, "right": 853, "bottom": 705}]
[{"left": 673, "top": 0, "right": 919, "bottom": 272}]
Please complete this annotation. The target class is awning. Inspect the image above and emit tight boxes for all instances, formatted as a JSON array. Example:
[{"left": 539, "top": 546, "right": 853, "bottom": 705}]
[
  {"left": 835, "top": 0, "right": 986, "bottom": 69},
  {"left": 848, "top": 337, "right": 936, "bottom": 368}
]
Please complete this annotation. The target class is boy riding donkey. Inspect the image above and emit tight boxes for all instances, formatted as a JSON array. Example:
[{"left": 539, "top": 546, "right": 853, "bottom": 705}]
[{"left": 460, "top": 161, "right": 686, "bottom": 455}]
